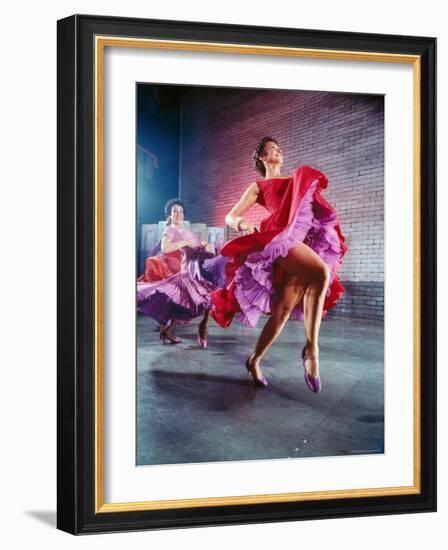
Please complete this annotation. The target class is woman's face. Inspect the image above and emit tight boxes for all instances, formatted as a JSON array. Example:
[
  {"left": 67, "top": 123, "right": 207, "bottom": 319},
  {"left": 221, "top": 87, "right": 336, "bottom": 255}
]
[
  {"left": 171, "top": 204, "right": 185, "bottom": 225},
  {"left": 261, "top": 141, "right": 283, "bottom": 166}
]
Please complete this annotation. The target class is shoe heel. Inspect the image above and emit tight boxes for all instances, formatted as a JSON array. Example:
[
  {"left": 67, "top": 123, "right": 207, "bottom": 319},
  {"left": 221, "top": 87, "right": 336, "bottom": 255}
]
[
  {"left": 159, "top": 330, "right": 182, "bottom": 345},
  {"left": 197, "top": 335, "right": 207, "bottom": 349},
  {"left": 197, "top": 321, "right": 208, "bottom": 349},
  {"left": 245, "top": 358, "right": 268, "bottom": 388}
]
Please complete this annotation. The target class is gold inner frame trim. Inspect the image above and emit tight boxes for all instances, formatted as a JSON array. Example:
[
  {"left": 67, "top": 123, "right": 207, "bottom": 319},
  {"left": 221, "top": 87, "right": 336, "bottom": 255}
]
[{"left": 94, "top": 35, "right": 421, "bottom": 514}]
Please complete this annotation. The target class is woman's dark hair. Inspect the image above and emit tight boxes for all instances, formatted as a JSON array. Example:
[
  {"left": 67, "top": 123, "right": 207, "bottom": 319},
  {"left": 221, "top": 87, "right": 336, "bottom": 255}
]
[
  {"left": 164, "top": 198, "right": 185, "bottom": 225},
  {"left": 252, "top": 136, "right": 279, "bottom": 177}
]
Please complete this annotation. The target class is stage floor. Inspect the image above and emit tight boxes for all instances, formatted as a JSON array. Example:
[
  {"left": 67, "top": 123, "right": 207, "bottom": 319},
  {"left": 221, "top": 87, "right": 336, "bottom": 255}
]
[{"left": 136, "top": 314, "right": 384, "bottom": 466}]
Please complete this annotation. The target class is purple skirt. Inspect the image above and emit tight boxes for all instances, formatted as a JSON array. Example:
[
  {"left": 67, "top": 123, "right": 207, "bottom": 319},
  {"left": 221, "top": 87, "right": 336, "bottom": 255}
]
[{"left": 137, "top": 247, "right": 228, "bottom": 325}]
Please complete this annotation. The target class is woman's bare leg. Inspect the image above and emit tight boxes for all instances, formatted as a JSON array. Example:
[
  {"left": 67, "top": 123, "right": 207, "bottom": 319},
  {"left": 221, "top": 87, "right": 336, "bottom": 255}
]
[
  {"left": 198, "top": 308, "right": 211, "bottom": 342},
  {"left": 301, "top": 282, "right": 329, "bottom": 376},
  {"left": 164, "top": 319, "right": 177, "bottom": 335},
  {"left": 247, "top": 241, "right": 330, "bottom": 381},
  {"left": 159, "top": 319, "right": 183, "bottom": 344},
  {"left": 278, "top": 243, "right": 330, "bottom": 378},
  {"left": 248, "top": 273, "right": 305, "bottom": 379}
]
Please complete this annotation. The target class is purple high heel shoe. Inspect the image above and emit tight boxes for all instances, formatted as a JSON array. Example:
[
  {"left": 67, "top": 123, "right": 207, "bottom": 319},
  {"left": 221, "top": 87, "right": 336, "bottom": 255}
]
[
  {"left": 301, "top": 346, "right": 322, "bottom": 393},
  {"left": 245, "top": 358, "right": 268, "bottom": 388},
  {"left": 197, "top": 321, "right": 208, "bottom": 349}
]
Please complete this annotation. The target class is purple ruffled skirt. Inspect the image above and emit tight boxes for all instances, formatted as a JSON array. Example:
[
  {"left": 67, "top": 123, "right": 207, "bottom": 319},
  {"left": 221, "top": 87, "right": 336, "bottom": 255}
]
[{"left": 137, "top": 248, "right": 229, "bottom": 325}]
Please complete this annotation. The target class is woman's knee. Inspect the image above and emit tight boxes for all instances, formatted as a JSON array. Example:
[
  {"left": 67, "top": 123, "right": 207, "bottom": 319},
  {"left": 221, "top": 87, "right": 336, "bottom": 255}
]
[{"left": 314, "top": 262, "right": 330, "bottom": 287}]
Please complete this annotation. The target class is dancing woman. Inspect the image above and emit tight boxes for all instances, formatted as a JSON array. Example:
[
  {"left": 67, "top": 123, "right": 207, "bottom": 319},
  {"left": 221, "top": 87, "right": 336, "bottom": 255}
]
[
  {"left": 210, "top": 137, "right": 348, "bottom": 391},
  {"left": 137, "top": 198, "right": 200, "bottom": 341},
  {"left": 137, "top": 199, "right": 228, "bottom": 347},
  {"left": 137, "top": 199, "right": 194, "bottom": 283}
]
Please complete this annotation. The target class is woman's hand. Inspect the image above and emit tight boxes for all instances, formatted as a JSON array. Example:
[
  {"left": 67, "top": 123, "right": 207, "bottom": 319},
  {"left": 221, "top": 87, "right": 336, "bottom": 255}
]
[
  {"left": 162, "top": 235, "right": 195, "bottom": 253},
  {"left": 200, "top": 240, "right": 213, "bottom": 251},
  {"left": 237, "top": 220, "right": 256, "bottom": 234}
]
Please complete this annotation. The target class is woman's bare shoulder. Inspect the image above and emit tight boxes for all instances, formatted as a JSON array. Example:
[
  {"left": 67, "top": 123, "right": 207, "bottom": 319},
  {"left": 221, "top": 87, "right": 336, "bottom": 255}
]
[
  {"left": 162, "top": 225, "right": 176, "bottom": 238},
  {"left": 238, "top": 181, "right": 259, "bottom": 196}
]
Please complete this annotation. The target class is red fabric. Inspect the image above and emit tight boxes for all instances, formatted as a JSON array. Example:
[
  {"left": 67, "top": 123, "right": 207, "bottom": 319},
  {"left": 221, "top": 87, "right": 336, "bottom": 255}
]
[
  {"left": 137, "top": 251, "right": 182, "bottom": 283},
  {"left": 210, "top": 165, "right": 347, "bottom": 328}
]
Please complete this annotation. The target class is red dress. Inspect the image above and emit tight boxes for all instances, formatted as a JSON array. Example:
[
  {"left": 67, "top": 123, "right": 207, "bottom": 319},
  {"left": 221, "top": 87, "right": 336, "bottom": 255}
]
[
  {"left": 210, "top": 165, "right": 348, "bottom": 328},
  {"left": 137, "top": 251, "right": 181, "bottom": 282}
]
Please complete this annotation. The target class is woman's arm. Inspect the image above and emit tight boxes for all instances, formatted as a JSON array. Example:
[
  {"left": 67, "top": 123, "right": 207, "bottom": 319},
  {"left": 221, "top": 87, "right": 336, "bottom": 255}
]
[
  {"left": 161, "top": 234, "right": 196, "bottom": 253},
  {"left": 225, "top": 182, "right": 259, "bottom": 233}
]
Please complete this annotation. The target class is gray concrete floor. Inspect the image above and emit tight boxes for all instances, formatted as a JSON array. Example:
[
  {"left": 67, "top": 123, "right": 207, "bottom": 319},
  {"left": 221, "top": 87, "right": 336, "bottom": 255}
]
[{"left": 137, "top": 315, "right": 384, "bottom": 466}]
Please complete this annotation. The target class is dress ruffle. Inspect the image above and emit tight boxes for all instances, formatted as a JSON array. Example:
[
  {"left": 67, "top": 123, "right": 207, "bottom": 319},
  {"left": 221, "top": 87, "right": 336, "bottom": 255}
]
[
  {"left": 202, "top": 254, "right": 229, "bottom": 288},
  {"left": 137, "top": 247, "right": 228, "bottom": 325}
]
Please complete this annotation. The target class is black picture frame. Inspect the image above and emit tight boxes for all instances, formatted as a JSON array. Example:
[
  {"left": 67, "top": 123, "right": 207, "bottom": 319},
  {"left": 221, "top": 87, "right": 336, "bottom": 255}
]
[{"left": 57, "top": 14, "right": 436, "bottom": 535}]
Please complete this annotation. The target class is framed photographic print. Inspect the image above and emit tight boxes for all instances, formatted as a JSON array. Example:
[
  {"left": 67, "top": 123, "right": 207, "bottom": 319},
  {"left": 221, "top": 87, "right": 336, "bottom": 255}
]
[{"left": 57, "top": 14, "right": 436, "bottom": 534}]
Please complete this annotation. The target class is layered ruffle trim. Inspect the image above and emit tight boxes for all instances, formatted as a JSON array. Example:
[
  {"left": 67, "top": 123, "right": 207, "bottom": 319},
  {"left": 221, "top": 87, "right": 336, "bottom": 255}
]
[{"left": 137, "top": 247, "right": 228, "bottom": 325}]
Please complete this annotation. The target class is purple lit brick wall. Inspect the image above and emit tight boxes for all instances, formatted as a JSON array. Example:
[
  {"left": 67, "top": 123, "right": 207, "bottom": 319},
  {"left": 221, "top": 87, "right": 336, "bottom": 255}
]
[{"left": 179, "top": 88, "right": 384, "bottom": 320}]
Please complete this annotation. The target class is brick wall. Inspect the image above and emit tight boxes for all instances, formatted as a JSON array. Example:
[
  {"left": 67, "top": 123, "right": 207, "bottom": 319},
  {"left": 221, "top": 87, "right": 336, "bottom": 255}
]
[{"left": 179, "top": 88, "right": 384, "bottom": 320}]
